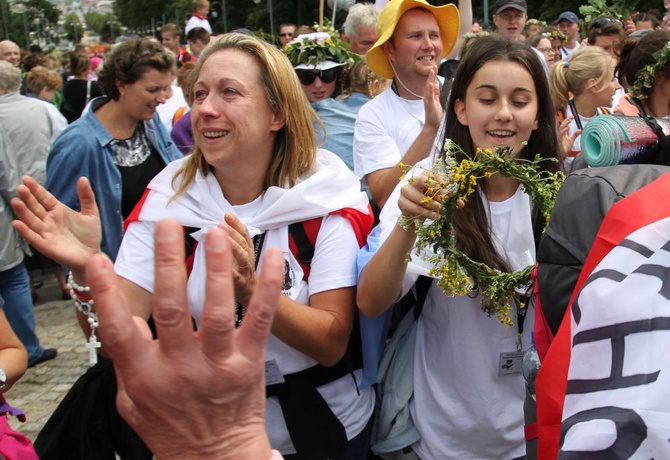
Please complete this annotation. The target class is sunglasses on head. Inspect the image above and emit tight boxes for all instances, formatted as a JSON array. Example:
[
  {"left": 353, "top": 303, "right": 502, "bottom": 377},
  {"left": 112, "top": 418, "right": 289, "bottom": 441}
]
[
  {"left": 296, "top": 68, "right": 339, "bottom": 85},
  {"left": 279, "top": 33, "right": 293, "bottom": 37},
  {"left": 590, "top": 17, "right": 624, "bottom": 30}
]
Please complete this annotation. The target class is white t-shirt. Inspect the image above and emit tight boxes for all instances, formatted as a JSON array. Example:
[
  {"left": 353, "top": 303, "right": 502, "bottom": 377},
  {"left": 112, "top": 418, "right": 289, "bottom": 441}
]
[
  {"left": 114, "top": 154, "right": 374, "bottom": 455},
  {"left": 37, "top": 99, "right": 68, "bottom": 144},
  {"left": 184, "top": 15, "right": 212, "bottom": 34},
  {"left": 561, "top": 42, "right": 580, "bottom": 60},
  {"left": 353, "top": 87, "right": 427, "bottom": 183},
  {"left": 376, "top": 160, "right": 533, "bottom": 459}
]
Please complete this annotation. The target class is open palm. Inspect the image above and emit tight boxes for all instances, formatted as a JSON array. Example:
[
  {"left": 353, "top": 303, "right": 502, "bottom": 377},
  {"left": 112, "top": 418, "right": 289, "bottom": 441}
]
[{"left": 11, "top": 176, "right": 102, "bottom": 271}]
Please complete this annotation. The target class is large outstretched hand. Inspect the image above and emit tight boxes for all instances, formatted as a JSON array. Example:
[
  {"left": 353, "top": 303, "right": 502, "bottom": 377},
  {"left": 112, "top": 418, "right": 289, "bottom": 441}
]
[
  {"left": 89, "top": 220, "right": 283, "bottom": 460},
  {"left": 11, "top": 176, "right": 102, "bottom": 272}
]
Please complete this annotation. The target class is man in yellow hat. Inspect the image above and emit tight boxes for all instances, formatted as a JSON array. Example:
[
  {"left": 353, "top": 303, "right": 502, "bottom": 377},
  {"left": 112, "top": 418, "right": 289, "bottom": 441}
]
[{"left": 353, "top": 0, "right": 462, "bottom": 209}]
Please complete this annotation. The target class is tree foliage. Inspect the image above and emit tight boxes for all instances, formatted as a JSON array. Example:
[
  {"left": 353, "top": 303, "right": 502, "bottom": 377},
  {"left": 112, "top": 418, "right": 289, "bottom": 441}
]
[
  {"left": 63, "top": 12, "right": 84, "bottom": 43},
  {"left": 2, "top": 0, "right": 61, "bottom": 47},
  {"left": 85, "top": 12, "right": 121, "bottom": 42},
  {"left": 110, "top": 0, "right": 665, "bottom": 40}
]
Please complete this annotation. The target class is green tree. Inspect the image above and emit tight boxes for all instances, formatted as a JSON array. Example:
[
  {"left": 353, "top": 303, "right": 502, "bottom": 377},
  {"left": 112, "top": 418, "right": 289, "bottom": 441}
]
[
  {"left": 85, "top": 12, "right": 121, "bottom": 42},
  {"left": 4, "top": 0, "right": 61, "bottom": 48},
  {"left": 63, "top": 12, "right": 83, "bottom": 43}
]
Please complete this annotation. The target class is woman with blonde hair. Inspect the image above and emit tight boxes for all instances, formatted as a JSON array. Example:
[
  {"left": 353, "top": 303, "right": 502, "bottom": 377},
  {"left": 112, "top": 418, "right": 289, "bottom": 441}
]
[
  {"left": 25, "top": 66, "right": 68, "bottom": 143},
  {"left": 550, "top": 45, "right": 620, "bottom": 166},
  {"left": 12, "top": 33, "right": 374, "bottom": 460}
]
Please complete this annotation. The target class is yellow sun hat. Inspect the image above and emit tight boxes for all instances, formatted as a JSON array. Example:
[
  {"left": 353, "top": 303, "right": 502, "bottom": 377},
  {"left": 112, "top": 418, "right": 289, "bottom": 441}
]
[{"left": 366, "top": 0, "right": 460, "bottom": 79}]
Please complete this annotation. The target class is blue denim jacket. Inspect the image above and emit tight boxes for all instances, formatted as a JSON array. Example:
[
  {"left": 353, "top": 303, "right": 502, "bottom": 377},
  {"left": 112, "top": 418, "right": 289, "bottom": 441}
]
[{"left": 45, "top": 97, "right": 183, "bottom": 261}]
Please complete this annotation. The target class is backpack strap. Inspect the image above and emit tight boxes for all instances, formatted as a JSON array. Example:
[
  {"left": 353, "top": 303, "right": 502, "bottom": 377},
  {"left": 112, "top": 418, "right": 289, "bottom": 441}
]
[
  {"left": 413, "top": 275, "right": 432, "bottom": 320},
  {"left": 288, "top": 217, "right": 323, "bottom": 281}
]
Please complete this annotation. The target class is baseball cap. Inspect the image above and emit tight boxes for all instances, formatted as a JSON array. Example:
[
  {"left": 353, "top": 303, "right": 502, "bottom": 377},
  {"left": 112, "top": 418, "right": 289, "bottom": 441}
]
[
  {"left": 366, "top": 0, "right": 460, "bottom": 79},
  {"left": 558, "top": 11, "right": 579, "bottom": 24},
  {"left": 494, "top": 0, "right": 527, "bottom": 15}
]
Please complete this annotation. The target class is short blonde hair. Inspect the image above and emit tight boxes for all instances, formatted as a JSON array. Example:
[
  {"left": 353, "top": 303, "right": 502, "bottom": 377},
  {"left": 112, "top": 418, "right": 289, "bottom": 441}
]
[
  {"left": 25, "top": 66, "right": 63, "bottom": 94},
  {"left": 172, "top": 33, "right": 318, "bottom": 197}
]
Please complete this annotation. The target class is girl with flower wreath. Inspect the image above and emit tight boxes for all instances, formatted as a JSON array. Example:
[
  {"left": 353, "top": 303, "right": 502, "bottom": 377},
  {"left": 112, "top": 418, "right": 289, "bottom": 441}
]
[
  {"left": 284, "top": 32, "right": 357, "bottom": 104},
  {"left": 543, "top": 29, "right": 567, "bottom": 64},
  {"left": 357, "top": 34, "right": 561, "bottom": 459},
  {"left": 614, "top": 30, "right": 670, "bottom": 120}
]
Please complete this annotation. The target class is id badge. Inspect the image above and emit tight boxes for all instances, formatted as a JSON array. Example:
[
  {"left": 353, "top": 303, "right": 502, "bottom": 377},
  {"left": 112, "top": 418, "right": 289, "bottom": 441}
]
[
  {"left": 497, "top": 351, "right": 524, "bottom": 377},
  {"left": 265, "top": 359, "right": 285, "bottom": 385}
]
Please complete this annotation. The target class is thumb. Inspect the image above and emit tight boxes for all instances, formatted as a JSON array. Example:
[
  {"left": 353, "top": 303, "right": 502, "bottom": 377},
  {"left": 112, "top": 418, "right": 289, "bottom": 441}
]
[{"left": 77, "top": 177, "right": 100, "bottom": 219}]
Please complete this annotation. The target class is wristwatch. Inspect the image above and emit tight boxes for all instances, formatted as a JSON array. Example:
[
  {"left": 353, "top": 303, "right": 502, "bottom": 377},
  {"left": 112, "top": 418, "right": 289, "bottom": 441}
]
[{"left": 0, "top": 367, "right": 6, "bottom": 389}]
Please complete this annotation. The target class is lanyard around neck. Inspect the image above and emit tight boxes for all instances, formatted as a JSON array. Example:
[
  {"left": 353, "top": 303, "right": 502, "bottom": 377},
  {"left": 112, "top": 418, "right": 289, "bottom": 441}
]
[{"left": 568, "top": 99, "right": 583, "bottom": 130}]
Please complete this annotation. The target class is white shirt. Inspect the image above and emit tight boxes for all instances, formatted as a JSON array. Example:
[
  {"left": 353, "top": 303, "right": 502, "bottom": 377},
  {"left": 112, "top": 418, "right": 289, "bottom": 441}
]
[
  {"left": 114, "top": 151, "right": 374, "bottom": 455},
  {"left": 353, "top": 85, "right": 439, "bottom": 184},
  {"left": 185, "top": 15, "right": 212, "bottom": 34}
]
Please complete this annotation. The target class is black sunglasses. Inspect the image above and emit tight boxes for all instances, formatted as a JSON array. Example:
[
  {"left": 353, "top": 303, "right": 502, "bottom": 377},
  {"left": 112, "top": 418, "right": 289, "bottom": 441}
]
[
  {"left": 590, "top": 17, "right": 624, "bottom": 30},
  {"left": 279, "top": 33, "right": 293, "bottom": 37},
  {"left": 296, "top": 68, "right": 339, "bottom": 85}
]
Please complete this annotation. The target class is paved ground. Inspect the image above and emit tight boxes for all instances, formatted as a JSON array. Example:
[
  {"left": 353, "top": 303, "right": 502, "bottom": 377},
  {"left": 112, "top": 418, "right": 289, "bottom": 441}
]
[{"left": 7, "top": 271, "right": 89, "bottom": 441}]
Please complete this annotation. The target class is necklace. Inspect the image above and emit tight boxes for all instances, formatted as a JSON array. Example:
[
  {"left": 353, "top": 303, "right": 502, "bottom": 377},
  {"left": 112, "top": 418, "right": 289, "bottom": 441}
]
[
  {"left": 390, "top": 61, "right": 424, "bottom": 100},
  {"left": 110, "top": 124, "right": 152, "bottom": 167}
]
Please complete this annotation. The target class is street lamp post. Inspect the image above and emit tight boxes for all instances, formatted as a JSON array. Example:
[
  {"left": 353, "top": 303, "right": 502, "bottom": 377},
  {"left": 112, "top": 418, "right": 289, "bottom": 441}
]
[
  {"left": 108, "top": 15, "right": 114, "bottom": 42},
  {"left": 0, "top": 0, "right": 9, "bottom": 40},
  {"left": 34, "top": 16, "right": 42, "bottom": 47},
  {"left": 267, "top": 0, "right": 273, "bottom": 35}
]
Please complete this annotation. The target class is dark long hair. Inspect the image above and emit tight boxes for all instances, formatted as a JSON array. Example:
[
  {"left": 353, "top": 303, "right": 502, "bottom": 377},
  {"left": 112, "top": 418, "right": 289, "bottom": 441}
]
[{"left": 443, "top": 34, "right": 560, "bottom": 275}]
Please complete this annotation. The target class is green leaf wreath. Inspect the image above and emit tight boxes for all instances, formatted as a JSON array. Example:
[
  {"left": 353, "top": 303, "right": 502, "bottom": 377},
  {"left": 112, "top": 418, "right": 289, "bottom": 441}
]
[
  {"left": 399, "top": 140, "right": 565, "bottom": 326},
  {"left": 282, "top": 31, "right": 359, "bottom": 69},
  {"left": 630, "top": 41, "right": 670, "bottom": 101}
]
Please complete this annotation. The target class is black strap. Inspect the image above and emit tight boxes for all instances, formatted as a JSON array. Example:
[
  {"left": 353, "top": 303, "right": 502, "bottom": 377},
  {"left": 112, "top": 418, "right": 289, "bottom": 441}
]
[
  {"left": 266, "top": 321, "right": 363, "bottom": 398},
  {"left": 413, "top": 275, "right": 433, "bottom": 320},
  {"left": 568, "top": 99, "right": 583, "bottom": 131},
  {"left": 265, "top": 220, "right": 362, "bottom": 459},
  {"left": 288, "top": 221, "right": 314, "bottom": 266}
]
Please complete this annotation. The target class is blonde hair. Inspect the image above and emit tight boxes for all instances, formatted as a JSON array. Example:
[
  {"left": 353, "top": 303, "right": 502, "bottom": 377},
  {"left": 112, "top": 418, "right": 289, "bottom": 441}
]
[
  {"left": 26, "top": 66, "right": 63, "bottom": 94},
  {"left": 342, "top": 57, "right": 388, "bottom": 99},
  {"left": 172, "top": 33, "right": 318, "bottom": 197},
  {"left": 550, "top": 46, "right": 614, "bottom": 110}
]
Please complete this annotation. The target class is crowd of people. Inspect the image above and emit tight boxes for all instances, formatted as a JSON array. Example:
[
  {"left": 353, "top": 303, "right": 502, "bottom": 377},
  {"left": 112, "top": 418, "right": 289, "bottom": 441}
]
[{"left": 2, "top": 0, "right": 670, "bottom": 458}]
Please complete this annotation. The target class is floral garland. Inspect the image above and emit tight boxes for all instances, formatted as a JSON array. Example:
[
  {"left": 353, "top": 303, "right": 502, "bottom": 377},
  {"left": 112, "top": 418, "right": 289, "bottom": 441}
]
[
  {"left": 542, "top": 29, "right": 568, "bottom": 43},
  {"left": 525, "top": 19, "right": 547, "bottom": 29},
  {"left": 283, "top": 31, "right": 359, "bottom": 69},
  {"left": 399, "top": 140, "right": 564, "bottom": 326},
  {"left": 630, "top": 41, "right": 670, "bottom": 100}
]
